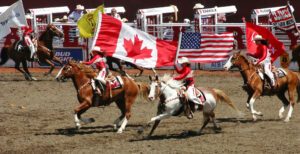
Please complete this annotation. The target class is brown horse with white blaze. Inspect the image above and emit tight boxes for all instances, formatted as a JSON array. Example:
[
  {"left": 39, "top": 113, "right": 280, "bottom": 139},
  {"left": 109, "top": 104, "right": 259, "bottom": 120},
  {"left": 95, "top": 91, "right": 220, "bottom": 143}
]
[
  {"left": 56, "top": 60, "right": 141, "bottom": 133},
  {"left": 224, "top": 51, "right": 300, "bottom": 122}
]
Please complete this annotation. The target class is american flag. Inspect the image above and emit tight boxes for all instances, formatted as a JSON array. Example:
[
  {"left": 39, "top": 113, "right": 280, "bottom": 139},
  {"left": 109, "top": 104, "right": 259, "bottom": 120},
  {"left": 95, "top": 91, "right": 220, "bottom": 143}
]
[{"left": 177, "top": 32, "right": 234, "bottom": 63}]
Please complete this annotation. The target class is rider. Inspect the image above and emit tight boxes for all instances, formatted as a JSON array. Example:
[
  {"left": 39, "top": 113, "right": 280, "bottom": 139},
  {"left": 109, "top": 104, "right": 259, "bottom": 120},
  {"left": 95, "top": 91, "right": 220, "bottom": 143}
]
[
  {"left": 80, "top": 46, "right": 108, "bottom": 95},
  {"left": 248, "top": 35, "right": 275, "bottom": 88},
  {"left": 21, "top": 25, "right": 37, "bottom": 61},
  {"left": 173, "top": 57, "right": 203, "bottom": 119}
]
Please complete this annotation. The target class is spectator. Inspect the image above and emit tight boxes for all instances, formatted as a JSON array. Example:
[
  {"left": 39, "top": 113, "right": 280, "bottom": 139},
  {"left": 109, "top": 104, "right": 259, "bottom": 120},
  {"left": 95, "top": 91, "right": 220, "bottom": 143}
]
[
  {"left": 68, "top": 4, "right": 85, "bottom": 22},
  {"left": 217, "top": 13, "right": 227, "bottom": 33},
  {"left": 168, "top": 16, "right": 174, "bottom": 23},
  {"left": 193, "top": 3, "right": 205, "bottom": 13},
  {"left": 111, "top": 8, "right": 121, "bottom": 20},
  {"left": 217, "top": 13, "right": 226, "bottom": 23}
]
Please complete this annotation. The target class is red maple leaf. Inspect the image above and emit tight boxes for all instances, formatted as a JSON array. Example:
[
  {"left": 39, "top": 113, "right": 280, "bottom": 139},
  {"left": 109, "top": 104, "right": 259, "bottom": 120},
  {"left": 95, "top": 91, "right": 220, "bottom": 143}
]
[{"left": 123, "top": 35, "right": 153, "bottom": 62}]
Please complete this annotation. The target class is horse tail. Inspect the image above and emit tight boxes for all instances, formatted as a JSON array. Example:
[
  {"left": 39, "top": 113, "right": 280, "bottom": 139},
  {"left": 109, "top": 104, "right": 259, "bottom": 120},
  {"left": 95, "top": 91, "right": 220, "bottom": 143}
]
[
  {"left": 0, "top": 47, "right": 9, "bottom": 65},
  {"left": 136, "top": 82, "right": 151, "bottom": 101},
  {"left": 212, "top": 88, "right": 244, "bottom": 117}
]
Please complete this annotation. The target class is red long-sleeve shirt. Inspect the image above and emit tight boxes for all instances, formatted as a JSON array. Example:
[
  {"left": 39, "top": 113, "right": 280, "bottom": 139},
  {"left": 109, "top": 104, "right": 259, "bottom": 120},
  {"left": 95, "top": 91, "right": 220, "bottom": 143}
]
[
  {"left": 250, "top": 44, "right": 268, "bottom": 64},
  {"left": 173, "top": 65, "right": 195, "bottom": 87},
  {"left": 82, "top": 54, "right": 106, "bottom": 70}
]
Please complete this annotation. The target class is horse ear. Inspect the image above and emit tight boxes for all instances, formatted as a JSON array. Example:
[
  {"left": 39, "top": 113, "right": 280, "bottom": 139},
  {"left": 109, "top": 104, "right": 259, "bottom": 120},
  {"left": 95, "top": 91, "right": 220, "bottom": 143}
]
[
  {"left": 155, "top": 75, "right": 158, "bottom": 81},
  {"left": 66, "top": 59, "right": 70, "bottom": 64},
  {"left": 149, "top": 75, "right": 152, "bottom": 81}
]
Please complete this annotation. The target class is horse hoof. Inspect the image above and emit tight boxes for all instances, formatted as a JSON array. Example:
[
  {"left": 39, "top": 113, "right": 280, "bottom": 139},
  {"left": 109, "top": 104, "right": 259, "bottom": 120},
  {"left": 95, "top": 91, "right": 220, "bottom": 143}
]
[
  {"left": 31, "top": 77, "right": 38, "bottom": 81},
  {"left": 117, "top": 129, "right": 123, "bottom": 133},
  {"left": 137, "top": 129, "right": 144, "bottom": 134},
  {"left": 256, "top": 112, "right": 263, "bottom": 116},
  {"left": 76, "top": 125, "right": 81, "bottom": 130},
  {"left": 284, "top": 118, "right": 290, "bottom": 122}
]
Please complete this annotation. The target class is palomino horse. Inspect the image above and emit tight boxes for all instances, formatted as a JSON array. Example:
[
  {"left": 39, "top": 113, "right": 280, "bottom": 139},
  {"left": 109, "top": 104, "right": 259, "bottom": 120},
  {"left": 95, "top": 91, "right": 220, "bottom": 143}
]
[
  {"left": 37, "top": 24, "right": 64, "bottom": 75},
  {"left": 291, "top": 44, "right": 300, "bottom": 71},
  {"left": 106, "top": 56, "right": 144, "bottom": 77},
  {"left": 138, "top": 74, "right": 240, "bottom": 137},
  {"left": 56, "top": 60, "right": 142, "bottom": 133},
  {"left": 224, "top": 51, "right": 300, "bottom": 122}
]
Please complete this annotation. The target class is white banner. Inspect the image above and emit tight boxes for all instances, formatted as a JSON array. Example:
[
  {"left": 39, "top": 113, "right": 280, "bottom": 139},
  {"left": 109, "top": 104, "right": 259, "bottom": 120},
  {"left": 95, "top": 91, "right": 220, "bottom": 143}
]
[{"left": 0, "top": 0, "right": 27, "bottom": 39}]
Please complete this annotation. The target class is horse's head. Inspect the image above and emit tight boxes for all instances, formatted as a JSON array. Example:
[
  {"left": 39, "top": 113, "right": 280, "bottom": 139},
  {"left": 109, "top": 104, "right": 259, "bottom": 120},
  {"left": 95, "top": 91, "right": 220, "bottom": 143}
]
[
  {"left": 56, "top": 59, "right": 77, "bottom": 81},
  {"left": 47, "top": 24, "right": 64, "bottom": 38},
  {"left": 148, "top": 75, "right": 160, "bottom": 101},
  {"left": 224, "top": 50, "right": 247, "bottom": 71}
]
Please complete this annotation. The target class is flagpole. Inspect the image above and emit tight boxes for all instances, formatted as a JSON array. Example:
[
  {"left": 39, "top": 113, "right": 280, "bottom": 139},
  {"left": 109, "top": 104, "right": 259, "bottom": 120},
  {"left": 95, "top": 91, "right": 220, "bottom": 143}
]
[
  {"left": 90, "top": 11, "right": 102, "bottom": 54},
  {"left": 287, "top": 1, "right": 300, "bottom": 35},
  {"left": 174, "top": 32, "right": 183, "bottom": 64}
]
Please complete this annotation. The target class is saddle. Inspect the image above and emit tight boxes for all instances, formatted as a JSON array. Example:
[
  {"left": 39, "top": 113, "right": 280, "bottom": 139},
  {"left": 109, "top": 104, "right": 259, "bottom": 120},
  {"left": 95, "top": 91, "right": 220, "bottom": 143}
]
[
  {"left": 177, "top": 87, "right": 206, "bottom": 119},
  {"left": 14, "top": 40, "right": 27, "bottom": 53},
  {"left": 256, "top": 67, "right": 287, "bottom": 89},
  {"left": 92, "top": 76, "right": 124, "bottom": 107}
]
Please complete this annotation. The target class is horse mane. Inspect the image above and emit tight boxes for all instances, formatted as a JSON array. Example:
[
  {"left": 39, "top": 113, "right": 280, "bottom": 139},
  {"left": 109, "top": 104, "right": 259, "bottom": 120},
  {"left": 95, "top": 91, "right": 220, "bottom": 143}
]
[
  {"left": 136, "top": 82, "right": 151, "bottom": 101},
  {"left": 71, "top": 61, "right": 97, "bottom": 78},
  {"left": 238, "top": 52, "right": 256, "bottom": 70},
  {"left": 161, "top": 74, "right": 184, "bottom": 89}
]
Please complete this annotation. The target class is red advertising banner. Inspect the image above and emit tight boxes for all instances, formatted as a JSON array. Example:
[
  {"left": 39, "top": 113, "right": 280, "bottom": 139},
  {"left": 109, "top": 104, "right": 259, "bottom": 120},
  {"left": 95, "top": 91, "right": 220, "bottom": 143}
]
[{"left": 269, "top": 5, "right": 296, "bottom": 31}]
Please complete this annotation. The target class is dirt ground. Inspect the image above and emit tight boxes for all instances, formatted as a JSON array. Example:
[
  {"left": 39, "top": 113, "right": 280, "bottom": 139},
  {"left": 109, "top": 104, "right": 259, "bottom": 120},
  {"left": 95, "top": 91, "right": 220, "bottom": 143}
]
[{"left": 0, "top": 67, "right": 300, "bottom": 153}]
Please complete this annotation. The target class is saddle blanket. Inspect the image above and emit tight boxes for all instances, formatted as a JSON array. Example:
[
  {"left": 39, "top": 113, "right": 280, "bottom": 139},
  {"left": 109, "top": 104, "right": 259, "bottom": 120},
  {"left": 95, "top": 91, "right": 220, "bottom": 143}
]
[
  {"left": 178, "top": 88, "right": 206, "bottom": 102},
  {"left": 196, "top": 89, "right": 206, "bottom": 102},
  {"left": 107, "top": 76, "right": 123, "bottom": 90},
  {"left": 257, "top": 68, "right": 287, "bottom": 80}
]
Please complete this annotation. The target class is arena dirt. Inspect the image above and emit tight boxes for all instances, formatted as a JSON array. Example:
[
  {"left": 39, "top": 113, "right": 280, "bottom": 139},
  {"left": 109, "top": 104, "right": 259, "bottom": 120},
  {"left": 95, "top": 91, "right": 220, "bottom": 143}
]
[{"left": 0, "top": 68, "right": 299, "bottom": 153}]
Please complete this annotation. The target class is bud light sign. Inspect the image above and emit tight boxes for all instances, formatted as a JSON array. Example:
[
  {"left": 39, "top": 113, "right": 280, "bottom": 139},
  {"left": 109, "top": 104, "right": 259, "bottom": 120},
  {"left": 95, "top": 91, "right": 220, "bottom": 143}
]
[{"left": 39, "top": 48, "right": 84, "bottom": 67}]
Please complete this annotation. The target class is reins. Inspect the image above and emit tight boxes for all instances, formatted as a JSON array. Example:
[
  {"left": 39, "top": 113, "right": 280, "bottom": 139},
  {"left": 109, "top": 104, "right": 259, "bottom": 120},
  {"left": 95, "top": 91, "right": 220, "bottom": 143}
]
[{"left": 77, "top": 79, "right": 91, "bottom": 94}]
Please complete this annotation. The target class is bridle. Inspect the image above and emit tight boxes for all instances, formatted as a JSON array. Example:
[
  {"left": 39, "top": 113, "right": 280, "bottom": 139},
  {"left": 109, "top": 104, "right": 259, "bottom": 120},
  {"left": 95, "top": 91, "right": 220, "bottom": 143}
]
[{"left": 153, "top": 79, "right": 180, "bottom": 105}]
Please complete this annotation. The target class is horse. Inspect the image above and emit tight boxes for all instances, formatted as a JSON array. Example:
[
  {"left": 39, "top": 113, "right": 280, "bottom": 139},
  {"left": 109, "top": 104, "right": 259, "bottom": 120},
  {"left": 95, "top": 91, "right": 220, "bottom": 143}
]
[
  {"left": 55, "top": 59, "right": 145, "bottom": 133},
  {"left": 106, "top": 56, "right": 144, "bottom": 77},
  {"left": 224, "top": 51, "right": 300, "bottom": 122},
  {"left": 36, "top": 24, "right": 64, "bottom": 75},
  {"left": 0, "top": 24, "right": 64, "bottom": 80},
  {"left": 291, "top": 44, "right": 300, "bottom": 71},
  {"left": 137, "top": 74, "right": 240, "bottom": 137}
]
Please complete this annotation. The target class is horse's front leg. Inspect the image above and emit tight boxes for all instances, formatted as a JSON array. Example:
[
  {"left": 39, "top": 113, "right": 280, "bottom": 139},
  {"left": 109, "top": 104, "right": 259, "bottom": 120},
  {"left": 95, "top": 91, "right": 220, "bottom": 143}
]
[
  {"left": 137, "top": 113, "right": 170, "bottom": 135},
  {"left": 249, "top": 91, "right": 263, "bottom": 121},
  {"left": 74, "top": 100, "right": 92, "bottom": 129},
  {"left": 14, "top": 62, "right": 29, "bottom": 80}
]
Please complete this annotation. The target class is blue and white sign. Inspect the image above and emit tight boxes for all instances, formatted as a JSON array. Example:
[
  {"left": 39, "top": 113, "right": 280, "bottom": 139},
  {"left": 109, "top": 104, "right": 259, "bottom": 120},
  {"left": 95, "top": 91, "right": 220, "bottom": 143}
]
[{"left": 39, "top": 47, "right": 84, "bottom": 67}]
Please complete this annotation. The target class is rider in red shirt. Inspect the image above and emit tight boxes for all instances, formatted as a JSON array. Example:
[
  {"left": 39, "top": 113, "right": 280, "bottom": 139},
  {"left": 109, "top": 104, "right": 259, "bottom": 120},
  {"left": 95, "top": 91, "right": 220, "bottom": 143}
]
[
  {"left": 173, "top": 57, "right": 203, "bottom": 118},
  {"left": 80, "top": 46, "right": 108, "bottom": 94},
  {"left": 21, "top": 26, "right": 37, "bottom": 60},
  {"left": 248, "top": 35, "right": 275, "bottom": 87}
]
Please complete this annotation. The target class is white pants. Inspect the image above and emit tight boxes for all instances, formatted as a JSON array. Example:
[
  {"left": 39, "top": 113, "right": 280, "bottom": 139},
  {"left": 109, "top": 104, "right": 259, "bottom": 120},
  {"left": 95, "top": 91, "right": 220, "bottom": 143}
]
[
  {"left": 262, "top": 62, "right": 275, "bottom": 86},
  {"left": 91, "top": 68, "right": 107, "bottom": 91},
  {"left": 24, "top": 36, "right": 35, "bottom": 59},
  {"left": 187, "top": 85, "right": 203, "bottom": 105}
]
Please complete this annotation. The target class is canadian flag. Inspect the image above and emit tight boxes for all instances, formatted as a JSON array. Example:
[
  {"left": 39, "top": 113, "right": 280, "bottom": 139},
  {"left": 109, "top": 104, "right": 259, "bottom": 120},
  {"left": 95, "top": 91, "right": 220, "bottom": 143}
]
[
  {"left": 92, "top": 13, "right": 178, "bottom": 68},
  {"left": 246, "top": 22, "right": 285, "bottom": 63}
]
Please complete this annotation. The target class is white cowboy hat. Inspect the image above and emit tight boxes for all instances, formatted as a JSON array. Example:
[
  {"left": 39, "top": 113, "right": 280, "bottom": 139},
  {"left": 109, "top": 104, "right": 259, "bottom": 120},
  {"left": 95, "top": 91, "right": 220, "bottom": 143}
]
[
  {"left": 76, "top": 4, "right": 84, "bottom": 10},
  {"left": 91, "top": 46, "right": 102, "bottom": 55},
  {"left": 25, "top": 14, "right": 33, "bottom": 19},
  {"left": 254, "top": 35, "right": 265, "bottom": 41},
  {"left": 62, "top": 15, "right": 68, "bottom": 20},
  {"left": 193, "top": 3, "right": 205, "bottom": 9},
  {"left": 184, "top": 18, "right": 190, "bottom": 23},
  {"left": 178, "top": 57, "right": 190, "bottom": 64}
]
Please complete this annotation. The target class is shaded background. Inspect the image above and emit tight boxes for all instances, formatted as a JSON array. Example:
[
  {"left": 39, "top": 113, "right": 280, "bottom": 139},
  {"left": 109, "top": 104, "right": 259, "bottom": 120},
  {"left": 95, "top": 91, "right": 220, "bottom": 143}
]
[{"left": 0, "top": 0, "right": 299, "bottom": 23}]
